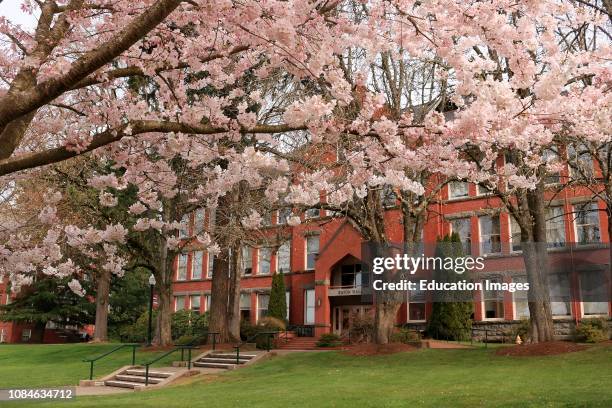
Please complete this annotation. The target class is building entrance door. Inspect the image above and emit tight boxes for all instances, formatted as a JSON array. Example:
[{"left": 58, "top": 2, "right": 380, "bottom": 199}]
[{"left": 332, "top": 306, "right": 372, "bottom": 335}]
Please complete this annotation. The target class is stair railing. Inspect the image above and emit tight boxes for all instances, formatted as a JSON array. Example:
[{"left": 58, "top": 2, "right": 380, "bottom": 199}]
[
  {"left": 232, "top": 331, "right": 280, "bottom": 363},
  {"left": 83, "top": 343, "right": 140, "bottom": 380},
  {"left": 141, "top": 345, "right": 196, "bottom": 386},
  {"left": 187, "top": 331, "right": 220, "bottom": 349}
]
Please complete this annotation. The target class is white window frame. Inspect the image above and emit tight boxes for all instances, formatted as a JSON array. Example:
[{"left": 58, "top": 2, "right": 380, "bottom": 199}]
[
  {"left": 305, "top": 236, "right": 319, "bottom": 270},
  {"left": 175, "top": 296, "right": 185, "bottom": 311},
  {"left": 509, "top": 217, "right": 522, "bottom": 253},
  {"left": 450, "top": 217, "right": 472, "bottom": 255},
  {"left": 192, "top": 251, "right": 203, "bottom": 280},
  {"left": 482, "top": 278, "right": 505, "bottom": 321},
  {"left": 304, "top": 289, "right": 315, "bottom": 324},
  {"left": 257, "top": 294, "right": 270, "bottom": 323},
  {"left": 549, "top": 273, "right": 572, "bottom": 318},
  {"left": 579, "top": 271, "right": 609, "bottom": 318},
  {"left": 177, "top": 254, "right": 188, "bottom": 281},
  {"left": 448, "top": 181, "right": 469, "bottom": 200},
  {"left": 479, "top": 214, "right": 502, "bottom": 256},
  {"left": 258, "top": 247, "right": 272, "bottom": 275},
  {"left": 207, "top": 253, "right": 214, "bottom": 278},
  {"left": 277, "top": 241, "right": 291, "bottom": 273},
  {"left": 406, "top": 289, "right": 426, "bottom": 322},
  {"left": 573, "top": 202, "right": 601, "bottom": 246},
  {"left": 190, "top": 295, "right": 201, "bottom": 313},
  {"left": 546, "top": 206, "right": 567, "bottom": 249},
  {"left": 242, "top": 246, "right": 253, "bottom": 275},
  {"left": 512, "top": 276, "right": 530, "bottom": 320}
]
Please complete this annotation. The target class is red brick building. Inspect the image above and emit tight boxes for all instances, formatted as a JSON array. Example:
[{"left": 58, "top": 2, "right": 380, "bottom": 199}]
[{"left": 172, "top": 175, "right": 611, "bottom": 340}]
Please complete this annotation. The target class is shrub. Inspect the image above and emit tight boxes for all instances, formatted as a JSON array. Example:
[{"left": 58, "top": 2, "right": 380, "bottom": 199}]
[
  {"left": 316, "top": 333, "right": 342, "bottom": 347},
  {"left": 267, "top": 271, "right": 287, "bottom": 322},
  {"left": 512, "top": 319, "right": 531, "bottom": 343},
  {"left": 349, "top": 314, "right": 374, "bottom": 343},
  {"left": 576, "top": 318, "right": 609, "bottom": 343},
  {"left": 240, "top": 318, "right": 284, "bottom": 349},
  {"left": 119, "top": 310, "right": 157, "bottom": 342},
  {"left": 175, "top": 334, "right": 198, "bottom": 346},
  {"left": 258, "top": 316, "right": 286, "bottom": 331},
  {"left": 171, "top": 310, "right": 209, "bottom": 340},
  {"left": 390, "top": 328, "right": 421, "bottom": 344}
]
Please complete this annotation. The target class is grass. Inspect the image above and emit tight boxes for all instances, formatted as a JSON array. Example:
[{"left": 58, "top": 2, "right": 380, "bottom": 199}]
[
  {"left": 0, "top": 343, "right": 179, "bottom": 388},
  {"left": 1, "top": 343, "right": 611, "bottom": 407}
]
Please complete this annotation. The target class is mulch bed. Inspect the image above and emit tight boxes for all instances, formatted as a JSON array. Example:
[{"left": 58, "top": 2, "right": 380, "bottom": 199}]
[
  {"left": 341, "top": 342, "right": 417, "bottom": 356},
  {"left": 495, "top": 341, "right": 589, "bottom": 357}
]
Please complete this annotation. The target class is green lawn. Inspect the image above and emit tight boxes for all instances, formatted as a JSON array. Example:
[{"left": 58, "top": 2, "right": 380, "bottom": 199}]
[
  {"left": 2, "top": 343, "right": 611, "bottom": 407},
  {"left": 0, "top": 343, "right": 179, "bottom": 388}
]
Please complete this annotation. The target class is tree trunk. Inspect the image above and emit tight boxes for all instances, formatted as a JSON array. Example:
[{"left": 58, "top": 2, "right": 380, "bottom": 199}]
[
  {"left": 209, "top": 247, "right": 231, "bottom": 342},
  {"left": 227, "top": 241, "right": 242, "bottom": 341},
  {"left": 153, "top": 238, "right": 174, "bottom": 346},
  {"left": 523, "top": 185, "right": 555, "bottom": 343},
  {"left": 155, "top": 285, "right": 173, "bottom": 346},
  {"left": 93, "top": 269, "right": 111, "bottom": 342},
  {"left": 374, "top": 302, "right": 400, "bottom": 344}
]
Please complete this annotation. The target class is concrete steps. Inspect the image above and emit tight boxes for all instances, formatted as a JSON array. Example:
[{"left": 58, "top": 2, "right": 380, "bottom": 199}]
[
  {"left": 193, "top": 352, "right": 257, "bottom": 369},
  {"left": 104, "top": 369, "right": 173, "bottom": 389}
]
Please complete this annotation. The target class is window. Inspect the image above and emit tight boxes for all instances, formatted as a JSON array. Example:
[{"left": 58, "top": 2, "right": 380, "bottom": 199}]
[
  {"left": 175, "top": 296, "right": 185, "bottom": 311},
  {"left": 510, "top": 217, "right": 522, "bottom": 253},
  {"left": 277, "top": 242, "right": 291, "bottom": 273},
  {"left": 450, "top": 218, "right": 472, "bottom": 255},
  {"left": 304, "top": 289, "right": 315, "bottom": 324},
  {"left": 192, "top": 251, "right": 203, "bottom": 280},
  {"left": 549, "top": 273, "right": 571, "bottom": 317},
  {"left": 339, "top": 264, "right": 362, "bottom": 288},
  {"left": 194, "top": 209, "right": 205, "bottom": 234},
  {"left": 574, "top": 202, "right": 600, "bottom": 245},
  {"left": 208, "top": 209, "right": 216, "bottom": 230},
  {"left": 568, "top": 143, "right": 594, "bottom": 179},
  {"left": 407, "top": 289, "right": 426, "bottom": 321},
  {"left": 285, "top": 291, "right": 290, "bottom": 320},
  {"left": 258, "top": 247, "right": 272, "bottom": 275},
  {"left": 278, "top": 208, "right": 292, "bottom": 224},
  {"left": 580, "top": 271, "right": 609, "bottom": 316},
  {"left": 177, "top": 254, "right": 188, "bottom": 281},
  {"left": 262, "top": 212, "right": 273, "bottom": 227},
  {"left": 479, "top": 215, "right": 501, "bottom": 255},
  {"left": 513, "top": 277, "right": 530, "bottom": 319},
  {"left": 543, "top": 147, "right": 561, "bottom": 184},
  {"left": 483, "top": 278, "right": 504, "bottom": 319},
  {"left": 546, "top": 206, "right": 566, "bottom": 248},
  {"left": 305, "top": 208, "right": 320, "bottom": 219},
  {"left": 179, "top": 214, "right": 190, "bottom": 238},
  {"left": 476, "top": 184, "right": 491, "bottom": 196},
  {"left": 205, "top": 295, "right": 211, "bottom": 312},
  {"left": 207, "top": 253, "right": 214, "bottom": 278},
  {"left": 0, "top": 328, "right": 6, "bottom": 343},
  {"left": 240, "top": 294, "right": 251, "bottom": 322},
  {"left": 449, "top": 181, "right": 469, "bottom": 199},
  {"left": 305, "top": 236, "right": 319, "bottom": 270},
  {"left": 257, "top": 294, "right": 269, "bottom": 321},
  {"left": 190, "top": 295, "right": 201, "bottom": 313},
  {"left": 242, "top": 246, "right": 253, "bottom": 275},
  {"left": 21, "top": 329, "right": 32, "bottom": 342},
  {"left": 381, "top": 185, "right": 397, "bottom": 207}
]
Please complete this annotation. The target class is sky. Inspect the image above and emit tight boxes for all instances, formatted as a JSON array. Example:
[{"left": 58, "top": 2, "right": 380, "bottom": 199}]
[{"left": 0, "top": 1, "right": 37, "bottom": 28}]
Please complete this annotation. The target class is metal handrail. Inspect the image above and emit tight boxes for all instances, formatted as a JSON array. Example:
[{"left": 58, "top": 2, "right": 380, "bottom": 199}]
[
  {"left": 141, "top": 345, "right": 196, "bottom": 386},
  {"left": 233, "top": 331, "right": 280, "bottom": 363},
  {"left": 83, "top": 343, "right": 140, "bottom": 380},
  {"left": 187, "top": 331, "right": 220, "bottom": 349}
]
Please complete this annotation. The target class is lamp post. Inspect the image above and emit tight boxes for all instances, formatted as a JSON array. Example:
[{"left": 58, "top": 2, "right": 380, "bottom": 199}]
[{"left": 146, "top": 274, "right": 156, "bottom": 346}]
